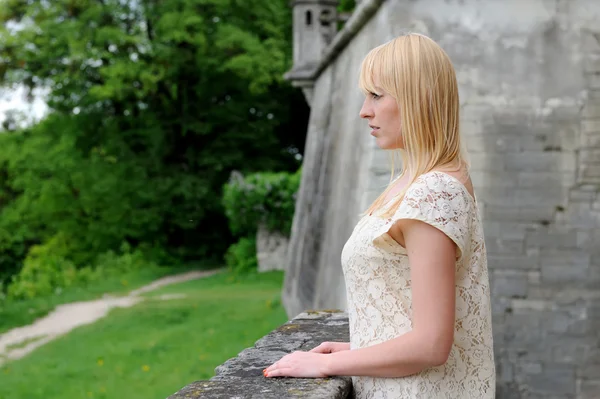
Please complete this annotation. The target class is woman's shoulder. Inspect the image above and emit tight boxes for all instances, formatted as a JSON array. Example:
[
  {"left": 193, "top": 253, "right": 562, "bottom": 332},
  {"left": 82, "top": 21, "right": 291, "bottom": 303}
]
[{"left": 411, "top": 170, "right": 476, "bottom": 203}]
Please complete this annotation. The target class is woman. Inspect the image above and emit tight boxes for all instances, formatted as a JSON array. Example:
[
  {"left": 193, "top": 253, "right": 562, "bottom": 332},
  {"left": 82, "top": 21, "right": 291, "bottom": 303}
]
[{"left": 264, "top": 33, "right": 496, "bottom": 398}]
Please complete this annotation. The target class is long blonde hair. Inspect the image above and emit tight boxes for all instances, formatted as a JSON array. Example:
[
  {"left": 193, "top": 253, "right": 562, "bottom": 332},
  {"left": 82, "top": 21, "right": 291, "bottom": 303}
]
[{"left": 360, "top": 33, "right": 468, "bottom": 217}]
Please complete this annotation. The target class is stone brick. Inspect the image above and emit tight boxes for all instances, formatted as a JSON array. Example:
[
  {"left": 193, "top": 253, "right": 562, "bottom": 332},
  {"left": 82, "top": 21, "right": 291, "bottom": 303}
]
[
  {"left": 584, "top": 53, "right": 600, "bottom": 73},
  {"left": 470, "top": 170, "right": 519, "bottom": 188},
  {"left": 558, "top": 207, "right": 599, "bottom": 229},
  {"left": 583, "top": 31, "right": 600, "bottom": 52},
  {"left": 517, "top": 171, "right": 573, "bottom": 188},
  {"left": 510, "top": 299, "right": 550, "bottom": 312},
  {"left": 569, "top": 189, "right": 597, "bottom": 202},
  {"left": 528, "top": 364, "right": 576, "bottom": 395},
  {"left": 484, "top": 221, "right": 539, "bottom": 241},
  {"left": 577, "top": 363, "right": 600, "bottom": 380},
  {"left": 468, "top": 153, "right": 506, "bottom": 171},
  {"left": 541, "top": 311, "right": 578, "bottom": 334},
  {"left": 486, "top": 237, "right": 525, "bottom": 254},
  {"left": 505, "top": 152, "right": 574, "bottom": 172},
  {"left": 525, "top": 229, "right": 579, "bottom": 249},
  {"left": 463, "top": 133, "right": 521, "bottom": 153},
  {"left": 488, "top": 254, "right": 539, "bottom": 270},
  {"left": 580, "top": 163, "right": 600, "bottom": 179},
  {"left": 477, "top": 188, "right": 517, "bottom": 207},
  {"left": 540, "top": 251, "right": 590, "bottom": 283},
  {"left": 578, "top": 380, "right": 600, "bottom": 399},
  {"left": 552, "top": 338, "right": 594, "bottom": 363},
  {"left": 581, "top": 132, "right": 600, "bottom": 148},
  {"left": 579, "top": 149, "right": 600, "bottom": 163},
  {"left": 582, "top": 120, "right": 600, "bottom": 134},
  {"left": 582, "top": 101, "right": 600, "bottom": 118},
  {"left": 589, "top": 72, "right": 600, "bottom": 90},
  {"left": 491, "top": 271, "right": 528, "bottom": 298},
  {"left": 515, "top": 187, "right": 566, "bottom": 206}
]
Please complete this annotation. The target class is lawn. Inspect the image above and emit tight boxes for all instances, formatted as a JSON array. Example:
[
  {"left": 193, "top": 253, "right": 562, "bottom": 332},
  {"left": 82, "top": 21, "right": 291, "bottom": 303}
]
[
  {"left": 0, "top": 270, "right": 288, "bottom": 399},
  {"left": 0, "top": 265, "right": 202, "bottom": 335}
]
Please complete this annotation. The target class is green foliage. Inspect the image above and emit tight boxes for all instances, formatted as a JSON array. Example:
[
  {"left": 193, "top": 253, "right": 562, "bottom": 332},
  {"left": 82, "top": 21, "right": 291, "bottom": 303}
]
[
  {"left": 0, "top": 0, "right": 310, "bottom": 283},
  {"left": 222, "top": 169, "right": 301, "bottom": 238},
  {"left": 6, "top": 233, "right": 80, "bottom": 300},
  {"left": 6, "top": 238, "right": 158, "bottom": 300},
  {"left": 338, "top": 0, "right": 357, "bottom": 13},
  {"left": 224, "top": 236, "right": 258, "bottom": 275}
]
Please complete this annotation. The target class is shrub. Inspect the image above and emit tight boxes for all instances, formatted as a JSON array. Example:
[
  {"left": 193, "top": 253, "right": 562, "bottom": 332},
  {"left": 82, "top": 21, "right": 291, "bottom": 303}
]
[
  {"left": 6, "top": 238, "right": 159, "bottom": 300},
  {"left": 224, "top": 236, "right": 258, "bottom": 275},
  {"left": 7, "top": 233, "right": 79, "bottom": 299},
  {"left": 222, "top": 168, "right": 301, "bottom": 238}
]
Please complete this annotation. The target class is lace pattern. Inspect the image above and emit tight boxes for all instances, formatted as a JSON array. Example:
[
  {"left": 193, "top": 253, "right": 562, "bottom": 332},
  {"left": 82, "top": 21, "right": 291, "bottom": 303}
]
[{"left": 340, "top": 171, "right": 495, "bottom": 398}]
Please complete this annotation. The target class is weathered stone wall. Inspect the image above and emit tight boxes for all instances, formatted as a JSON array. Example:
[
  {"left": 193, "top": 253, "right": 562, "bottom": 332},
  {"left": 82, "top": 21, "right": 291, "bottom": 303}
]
[
  {"left": 167, "top": 311, "right": 352, "bottom": 399},
  {"left": 284, "top": 0, "right": 600, "bottom": 398}
]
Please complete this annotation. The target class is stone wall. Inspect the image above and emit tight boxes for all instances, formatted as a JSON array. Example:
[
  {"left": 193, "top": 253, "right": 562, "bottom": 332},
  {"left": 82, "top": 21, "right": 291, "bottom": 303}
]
[
  {"left": 284, "top": 0, "right": 600, "bottom": 398},
  {"left": 167, "top": 311, "right": 352, "bottom": 399}
]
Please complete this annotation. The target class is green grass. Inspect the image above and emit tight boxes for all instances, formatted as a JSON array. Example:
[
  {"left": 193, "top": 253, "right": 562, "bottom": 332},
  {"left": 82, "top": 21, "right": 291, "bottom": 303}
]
[
  {"left": 0, "top": 265, "right": 212, "bottom": 335},
  {"left": 0, "top": 270, "right": 287, "bottom": 399}
]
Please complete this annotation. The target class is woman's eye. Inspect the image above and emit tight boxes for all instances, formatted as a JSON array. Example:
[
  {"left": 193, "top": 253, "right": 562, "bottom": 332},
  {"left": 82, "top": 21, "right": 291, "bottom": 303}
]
[{"left": 370, "top": 92, "right": 381, "bottom": 99}]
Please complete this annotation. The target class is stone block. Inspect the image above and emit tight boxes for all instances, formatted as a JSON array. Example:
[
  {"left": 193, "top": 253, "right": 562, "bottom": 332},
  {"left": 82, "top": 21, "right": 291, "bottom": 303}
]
[
  {"left": 470, "top": 170, "right": 520, "bottom": 188},
  {"left": 551, "top": 337, "right": 594, "bottom": 363},
  {"left": 581, "top": 131, "right": 600, "bottom": 148},
  {"left": 579, "top": 149, "right": 600, "bottom": 163},
  {"left": 577, "top": 363, "right": 600, "bottom": 380},
  {"left": 256, "top": 224, "right": 289, "bottom": 272},
  {"left": 584, "top": 53, "right": 600, "bottom": 73},
  {"left": 486, "top": 237, "right": 525, "bottom": 254},
  {"left": 515, "top": 187, "right": 566, "bottom": 206},
  {"left": 540, "top": 251, "right": 590, "bottom": 283},
  {"left": 525, "top": 229, "right": 579, "bottom": 249},
  {"left": 582, "top": 120, "right": 600, "bottom": 135},
  {"left": 580, "top": 163, "right": 600, "bottom": 179},
  {"left": 589, "top": 72, "right": 600, "bottom": 90},
  {"left": 528, "top": 364, "right": 576, "bottom": 395},
  {"left": 468, "top": 153, "right": 506, "bottom": 171},
  {"left": 491, "top": 271, "right": 529, "bottom": 298},
  {"left": 505, "top": 152, "right": 574, "bottom": 172},
  {"left": 578, "top": 380, "right": 600, "bottom": 399},
  {"left": 488, "top": 254, "right": 539, "bottom": 270},
  {"left": 582, "top": 101, "right": 600, "bottom": 118}
]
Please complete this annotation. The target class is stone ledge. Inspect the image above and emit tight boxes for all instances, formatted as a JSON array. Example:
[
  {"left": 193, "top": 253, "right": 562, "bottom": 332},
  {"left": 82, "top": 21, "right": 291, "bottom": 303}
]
[{"left": 167, "top": 310, "right": 352, "bottom": 399}]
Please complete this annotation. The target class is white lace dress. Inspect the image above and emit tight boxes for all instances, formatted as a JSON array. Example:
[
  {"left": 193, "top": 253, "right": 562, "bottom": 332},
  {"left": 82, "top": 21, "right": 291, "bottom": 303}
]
[{"left": 341, "top": 171, "right": 495, "bottom": 398}]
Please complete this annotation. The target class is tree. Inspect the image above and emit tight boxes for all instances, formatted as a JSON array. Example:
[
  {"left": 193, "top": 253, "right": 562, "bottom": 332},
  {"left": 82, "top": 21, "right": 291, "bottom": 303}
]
[{"left": 0, "top": 0, "right": 309, "bottom": 278}]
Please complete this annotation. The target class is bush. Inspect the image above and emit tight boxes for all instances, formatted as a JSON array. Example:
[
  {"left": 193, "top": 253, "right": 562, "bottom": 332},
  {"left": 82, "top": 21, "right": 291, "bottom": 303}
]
[
  {"left": 224, "top": 236, "right": 258, "bottom": 275},
  {"left": 6, "top": 238, "right": 159, "bottom": 300},
  {"left": 222, "top": 168, "right": 301, "bottom": 238},
  {"left": 7, "top": 233, "right": 80, "bottom": 300}
]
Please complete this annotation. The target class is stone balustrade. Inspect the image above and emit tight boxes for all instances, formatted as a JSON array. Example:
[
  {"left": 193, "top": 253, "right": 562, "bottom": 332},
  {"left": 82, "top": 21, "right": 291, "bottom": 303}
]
[{"left": 167, "top": 310, "right": 353, "bottom": 399}]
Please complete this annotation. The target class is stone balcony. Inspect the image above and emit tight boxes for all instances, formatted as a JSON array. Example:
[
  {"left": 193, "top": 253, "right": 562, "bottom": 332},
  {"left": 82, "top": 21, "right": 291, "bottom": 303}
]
[{"left": 167, "top": 310, "right": 352, "bottom": 399}]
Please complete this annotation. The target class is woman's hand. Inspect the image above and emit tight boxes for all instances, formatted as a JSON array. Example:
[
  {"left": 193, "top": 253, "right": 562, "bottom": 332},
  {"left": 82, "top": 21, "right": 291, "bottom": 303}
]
[
  {"left": 309, "top": 341, "right": 350, "bottom": 354},
  {"left": 263, "top": 351, "right": 331, "bottom": 378}
]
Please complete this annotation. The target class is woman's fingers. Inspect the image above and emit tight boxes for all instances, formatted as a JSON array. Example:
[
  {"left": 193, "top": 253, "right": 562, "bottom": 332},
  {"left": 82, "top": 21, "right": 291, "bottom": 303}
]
[
  {"left": 264, "top": 367, "right": 292, "bottom": 377},
  {"left": 309, "top": 342, "right": 330, "bottom": 353}
]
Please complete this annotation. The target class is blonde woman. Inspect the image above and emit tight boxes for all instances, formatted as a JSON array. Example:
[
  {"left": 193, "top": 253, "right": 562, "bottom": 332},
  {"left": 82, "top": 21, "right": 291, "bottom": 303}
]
[{"left": 265, "top": 33, "right": 496, "bottom": 398}]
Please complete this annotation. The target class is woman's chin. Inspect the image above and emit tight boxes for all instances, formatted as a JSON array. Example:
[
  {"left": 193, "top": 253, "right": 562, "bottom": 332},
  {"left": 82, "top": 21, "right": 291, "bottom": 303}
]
[{"left": 375, "top": 138, "right": 403, "bottom": 150}]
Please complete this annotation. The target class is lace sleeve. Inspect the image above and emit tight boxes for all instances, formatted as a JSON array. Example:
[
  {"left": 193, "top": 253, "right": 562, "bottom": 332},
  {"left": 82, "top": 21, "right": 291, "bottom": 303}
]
[{"left": 371, "top": 172, "right": 473, "bottom": 260}]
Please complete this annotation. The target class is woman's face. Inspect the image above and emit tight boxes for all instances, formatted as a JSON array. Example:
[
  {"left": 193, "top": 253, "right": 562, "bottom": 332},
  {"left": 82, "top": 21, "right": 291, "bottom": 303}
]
[{"left": 359, "top": 87, "right": 404, "bottom": 150}]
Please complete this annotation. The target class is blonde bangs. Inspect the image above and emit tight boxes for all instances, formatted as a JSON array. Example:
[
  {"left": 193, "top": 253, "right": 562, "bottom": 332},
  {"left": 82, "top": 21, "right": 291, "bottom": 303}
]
[
  {"left": 358, "top": 46, "right": 381, "bottom": 96},
  {"left": 358, "top": 42, "right": 397, "bottom": 96}
]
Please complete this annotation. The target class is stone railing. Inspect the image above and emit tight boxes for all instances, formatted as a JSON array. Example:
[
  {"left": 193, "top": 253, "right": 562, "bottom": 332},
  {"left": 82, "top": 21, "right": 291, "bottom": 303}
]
[{"left": 167, "top": 310, "right": 352, "bottom": 399}]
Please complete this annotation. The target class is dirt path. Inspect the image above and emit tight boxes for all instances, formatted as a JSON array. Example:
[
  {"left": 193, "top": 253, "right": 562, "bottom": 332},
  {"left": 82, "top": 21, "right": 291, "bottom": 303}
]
[{"left": 0, "top": 269, "right": 222, "bottom": 366}]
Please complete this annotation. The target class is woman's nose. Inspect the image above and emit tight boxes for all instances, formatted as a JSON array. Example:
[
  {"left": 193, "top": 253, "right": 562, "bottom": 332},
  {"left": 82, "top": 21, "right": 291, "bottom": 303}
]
[{"left": 359, "top": 100, "right": 372, "bottom": 119}]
